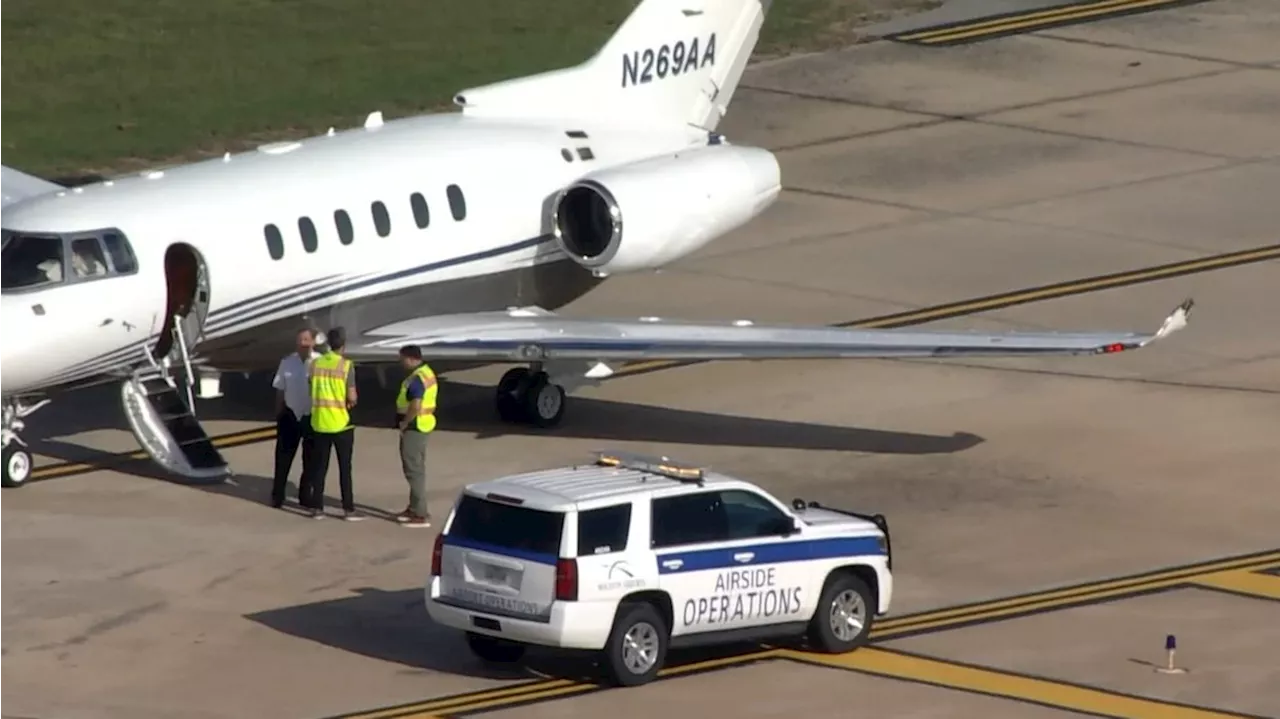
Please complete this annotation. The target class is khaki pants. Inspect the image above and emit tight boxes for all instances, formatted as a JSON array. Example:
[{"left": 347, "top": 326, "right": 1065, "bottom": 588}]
[{"left": 399, "top": 428, "right": 430, "bottom": 517}]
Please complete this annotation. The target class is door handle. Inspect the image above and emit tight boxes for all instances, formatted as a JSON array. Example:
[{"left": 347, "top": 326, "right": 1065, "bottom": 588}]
[
  {"left": 662, "top": 559, "right": 683, "bottom": 570},
  {"left": 733, "top": 552, "right": 754, "bottom": 563}
]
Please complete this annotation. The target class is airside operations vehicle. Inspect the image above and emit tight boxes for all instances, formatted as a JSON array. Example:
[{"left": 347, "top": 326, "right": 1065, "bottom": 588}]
[{"left": 425, "top": 451, "right": 893, "bottom": 686}]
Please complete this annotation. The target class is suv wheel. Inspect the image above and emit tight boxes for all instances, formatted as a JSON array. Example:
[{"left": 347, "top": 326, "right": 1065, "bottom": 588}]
[
  {"left": 602, "top": 602, "right": 668, "bottom": 686},
  {"left": 465, "top": 632, "right": 526, "bottom": 663},
  {"left": 807, "top": 571, "right": 875, "bottom": 653}
]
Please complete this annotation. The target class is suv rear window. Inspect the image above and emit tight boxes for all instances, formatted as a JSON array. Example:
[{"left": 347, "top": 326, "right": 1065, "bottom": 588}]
[{"left": 449, "top": 494, "right": 565, "bottom": 556}]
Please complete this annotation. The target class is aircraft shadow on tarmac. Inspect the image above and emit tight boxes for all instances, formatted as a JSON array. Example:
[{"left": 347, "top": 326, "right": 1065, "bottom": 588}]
[
  {"left": 244, "top": 586, "right": 778, "bottom": 683},
  {"left": 25, "top": 368, "right": 984, "bottom": 491}
]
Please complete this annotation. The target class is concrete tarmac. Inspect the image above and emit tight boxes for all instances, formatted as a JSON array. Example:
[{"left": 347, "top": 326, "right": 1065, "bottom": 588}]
[{"left": 3, "top": 0, "right": 1278, "bottom": 717}]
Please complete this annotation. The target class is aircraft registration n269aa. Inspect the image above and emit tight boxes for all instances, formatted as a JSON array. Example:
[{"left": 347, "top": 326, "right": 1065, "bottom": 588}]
[{"left": 0, "top": 0, "right": 1195, "bottom": 489}]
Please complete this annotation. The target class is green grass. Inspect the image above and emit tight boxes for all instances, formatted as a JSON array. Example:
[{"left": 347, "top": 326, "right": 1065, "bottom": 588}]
[{"left": 2, "top": 0, "right": 936, "bottom": 178}]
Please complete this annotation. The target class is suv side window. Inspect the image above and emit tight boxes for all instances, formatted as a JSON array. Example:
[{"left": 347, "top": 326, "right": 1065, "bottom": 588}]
[
  {"left": 651, "top": 492, "right": 730, "bottom": 548},
  {"left": 577, "top": 504, "right": 632, "bottom": 556},
  {"left": 719, "top": 490, "right": 792, "bottom": 540}
]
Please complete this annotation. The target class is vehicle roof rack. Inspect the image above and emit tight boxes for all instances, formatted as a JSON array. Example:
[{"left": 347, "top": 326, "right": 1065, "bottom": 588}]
[{"left": 594, "top": 450, "right": 705, "bottom": 485}]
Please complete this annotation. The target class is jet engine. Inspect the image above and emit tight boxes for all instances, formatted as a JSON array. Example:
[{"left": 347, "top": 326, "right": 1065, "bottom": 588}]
[{"left": 550, "top": 144, "right": 781, "bottom": 275}]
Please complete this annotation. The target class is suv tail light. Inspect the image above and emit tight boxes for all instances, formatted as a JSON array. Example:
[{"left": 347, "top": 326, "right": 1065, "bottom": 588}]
[
  {"left": 555, "top": 558, "right": 578, "bottom": 601},
  {"left": 431, "top": 534, "right": 444, "bottom": 577}
]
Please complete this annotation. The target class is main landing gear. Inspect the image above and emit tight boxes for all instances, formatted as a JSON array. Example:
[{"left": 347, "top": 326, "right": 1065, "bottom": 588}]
[
  {"left": 494, "top": 367, "right": 567, "bottom": 428},
  {"left": 3, "top": 397, "right": 49, "bottom": 489}
]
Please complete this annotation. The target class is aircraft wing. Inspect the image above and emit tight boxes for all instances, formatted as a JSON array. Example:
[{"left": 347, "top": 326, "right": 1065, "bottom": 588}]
[
  {"left": 2, "top": 165, "right": 64, "bottom": 207},
  {"left": 344, "top": 298, "right": 1194, "bottom": 363}
]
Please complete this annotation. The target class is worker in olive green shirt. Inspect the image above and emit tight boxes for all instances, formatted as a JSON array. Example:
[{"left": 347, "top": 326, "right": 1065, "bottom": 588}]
[{"left": 394, "top": 344, "right": 436, "bottom": 528}]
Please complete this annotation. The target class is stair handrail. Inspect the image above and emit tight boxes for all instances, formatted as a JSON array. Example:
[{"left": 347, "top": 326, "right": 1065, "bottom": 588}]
[
  {"left": 172, "top": 314, "right": 197, "bottom": 415},
  {"left": 142, "top": 335, "right": 163, "bottom": 374}
]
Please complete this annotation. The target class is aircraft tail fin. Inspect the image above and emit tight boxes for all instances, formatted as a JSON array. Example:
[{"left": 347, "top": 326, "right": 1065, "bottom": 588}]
[{"left": 453, "top": 0, "right": 771, "bottom": 131}]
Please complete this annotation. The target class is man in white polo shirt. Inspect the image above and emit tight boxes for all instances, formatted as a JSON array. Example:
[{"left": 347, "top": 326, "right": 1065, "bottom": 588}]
[{"left": 270, "top": 327, "right": 318, "bottom": 509}]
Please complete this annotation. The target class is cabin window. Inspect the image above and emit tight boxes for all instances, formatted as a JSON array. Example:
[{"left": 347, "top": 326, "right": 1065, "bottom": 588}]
[
  {"left": 264, "top": 224, "right": 284, "bottom": 260},
  {"left": 102, "top": 232, "right": 138, "bottom": 274},
  {"left": 1, "top": 232, "right": 65, "bottom": 291},
  {"left": 371, "top": 201, "right": 391, "bottom": 237},
  {"left": 69, "top": 237, "right": 110, "bottom": 279},
  {"left": 446, "top": 184, "right": 467, "bottom": 221},
  {"left": 410, "top": 192, "right": 430, "bottom": 229},
  {"left": 299, "top": 216, "right": 318, "bottom": 253},
  {"left": 334, "top": 210, "right": 354, "bottom": 245}
]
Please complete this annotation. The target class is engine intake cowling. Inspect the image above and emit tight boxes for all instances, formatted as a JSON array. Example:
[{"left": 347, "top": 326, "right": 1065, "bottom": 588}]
[{"left": 551, "top": 144, "right": 780, "bottom": 275}]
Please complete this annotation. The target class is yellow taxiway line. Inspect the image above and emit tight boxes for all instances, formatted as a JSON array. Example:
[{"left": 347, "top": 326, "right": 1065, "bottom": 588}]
[
  {"left": 1192, "top": 567, "right": 1280, "bottom": 601},
  {"left": 28, "top": 426, "right": 276, "bottom": 481},
  {"left": 338, "top": 650, "right": 780, "bottom": 719},
  {"left": 331, "top": 549, "right": 1280, "bottom": 719},
  {"left": 787, "top": 647, "right": 1256, "bottom": 719},
  {"left": 890, "top": 0, "right": 1210, "bottom": 46},
  {"left": 873, "top": 551, "right": 1280, "bottom": 639}
]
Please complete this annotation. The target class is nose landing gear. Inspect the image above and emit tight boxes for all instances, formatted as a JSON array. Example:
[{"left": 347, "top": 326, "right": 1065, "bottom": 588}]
[
  {"left": 3, "top": 445, "right": 33, "bottom": 488},
  {"left": 3, "top": 397, "right": 49, "bottom": 488}
]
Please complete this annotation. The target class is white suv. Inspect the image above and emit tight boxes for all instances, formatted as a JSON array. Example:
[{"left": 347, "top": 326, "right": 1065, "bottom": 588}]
[{"left": 425, "top": 451, "right": 893, "bottom": 686}]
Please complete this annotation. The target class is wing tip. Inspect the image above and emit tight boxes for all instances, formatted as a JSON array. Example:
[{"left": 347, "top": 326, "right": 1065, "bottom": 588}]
[
  {"left": 1154, "top": 296, "right": 1195, "bottom": 341},
  {"left": 1096, "top": 297, "right": 1195, "bottom": 355},
  {"left": 1137, "top": 296, "right": 1195, "bottom": 349}
]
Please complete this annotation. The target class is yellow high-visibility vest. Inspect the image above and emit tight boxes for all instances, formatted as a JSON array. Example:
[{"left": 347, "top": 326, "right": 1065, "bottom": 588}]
[
  {"left": 395, "top": 363, "right": 437, "bottom": 433},
  {"left": 310, "top": 351, "right": 353, "bottom": 433}
]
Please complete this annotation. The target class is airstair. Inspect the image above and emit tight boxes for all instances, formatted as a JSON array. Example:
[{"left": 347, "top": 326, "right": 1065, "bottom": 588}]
[{"left": 120, "top": 314, "right": 231, "bottom": 480}]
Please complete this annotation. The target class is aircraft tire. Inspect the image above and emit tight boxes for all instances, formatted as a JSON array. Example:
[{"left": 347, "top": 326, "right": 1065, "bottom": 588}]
[
  {"left": 522, "top": 372, "right": 566, "bottom": 428},
  {"left": 495, "top": 367, "right": 530, "bottom": 423},
  {"left": 2, "top": 445, "right": 33, "bottom": 489}
]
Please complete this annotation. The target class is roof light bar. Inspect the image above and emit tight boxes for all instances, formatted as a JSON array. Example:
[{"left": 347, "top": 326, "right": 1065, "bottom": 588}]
[{"left": 594, "top": 450, "right": 705, "bottom": 483}]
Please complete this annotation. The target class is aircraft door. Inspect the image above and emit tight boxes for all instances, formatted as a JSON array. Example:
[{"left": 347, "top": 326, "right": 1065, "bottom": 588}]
[{"left": 152, "top": 242, "right": 211, "bottom": 362}]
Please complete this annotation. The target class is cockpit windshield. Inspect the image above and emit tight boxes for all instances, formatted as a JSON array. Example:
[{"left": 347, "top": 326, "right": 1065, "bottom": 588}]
[
  {"left": 1, "top": 232, "right": 66, "bottom": 290},
  {"left": 1, "top": 229, "right": 139, "bottom": 293},
  {"left": 69, "top": 237, "right": 110, "bottom": 277}
]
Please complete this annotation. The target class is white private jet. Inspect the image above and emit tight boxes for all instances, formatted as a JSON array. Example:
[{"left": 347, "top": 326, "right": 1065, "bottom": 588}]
[{"left": 0, "top": 0, "right": 1194, "bottom": 489}]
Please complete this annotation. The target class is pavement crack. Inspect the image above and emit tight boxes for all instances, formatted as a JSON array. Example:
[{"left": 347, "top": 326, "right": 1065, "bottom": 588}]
[
  {"left": 1032, "top": 32, "right": 1280, "bottom": 69},
  {"left": 27, "top": 601, "right": 169, "bottom": 652}
]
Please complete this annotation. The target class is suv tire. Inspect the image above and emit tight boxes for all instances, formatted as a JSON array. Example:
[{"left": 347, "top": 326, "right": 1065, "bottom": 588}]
[
  {"left": 602, "top": 601, "right": 668, "bottom": 687},
  {"left": 807, "top": 571, "right": 875, "bottom": 653},
  {"left": 465, "top": 632, "right": 526, "bottom": 663}
]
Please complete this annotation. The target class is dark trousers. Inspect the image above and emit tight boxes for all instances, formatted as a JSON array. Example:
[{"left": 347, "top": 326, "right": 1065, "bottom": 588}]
[
  {"left": 305, "top": 427, "right": 355, "bottom": 512},
  {"left": 271, "top": 410, "right": 313, "bottom": 506}
]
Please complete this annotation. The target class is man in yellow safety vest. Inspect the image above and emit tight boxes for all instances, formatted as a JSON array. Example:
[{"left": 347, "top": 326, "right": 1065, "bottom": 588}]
[
  {"left": 304, "top": 326, "right": 362, "bottom": 521},
  {"left": 394, "top": 344, "right": 436, "bottom": 528}
]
